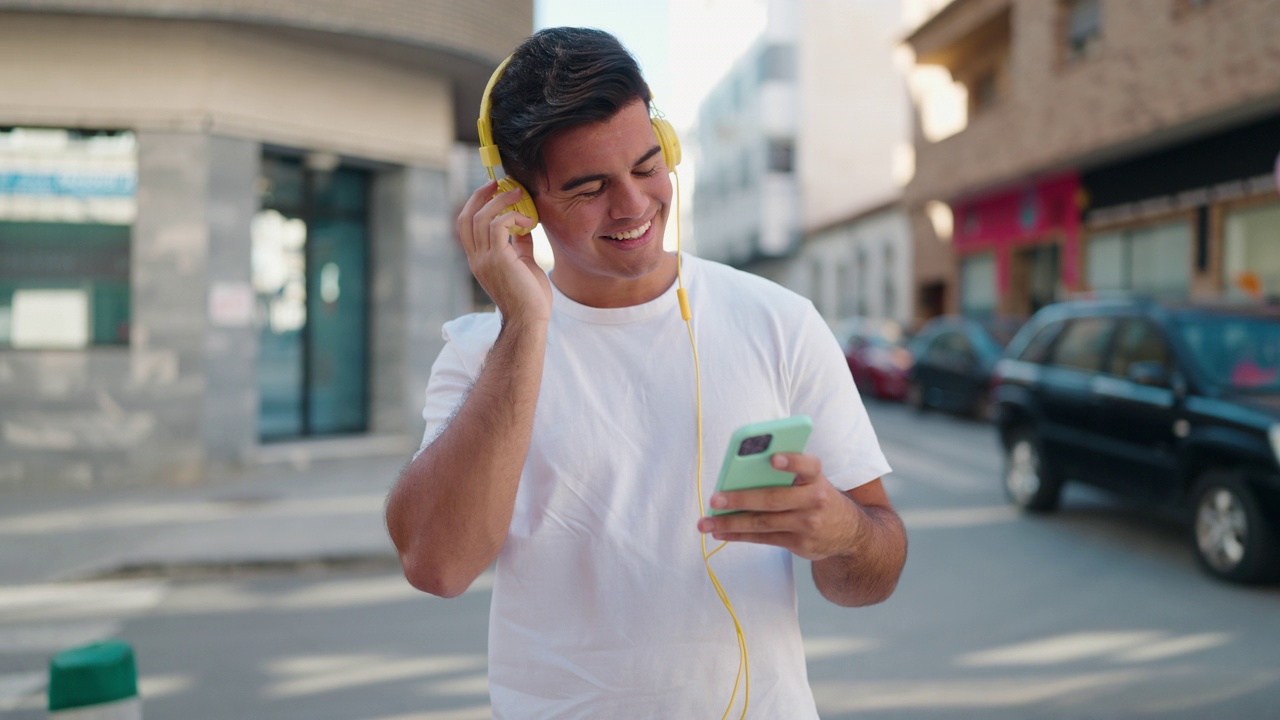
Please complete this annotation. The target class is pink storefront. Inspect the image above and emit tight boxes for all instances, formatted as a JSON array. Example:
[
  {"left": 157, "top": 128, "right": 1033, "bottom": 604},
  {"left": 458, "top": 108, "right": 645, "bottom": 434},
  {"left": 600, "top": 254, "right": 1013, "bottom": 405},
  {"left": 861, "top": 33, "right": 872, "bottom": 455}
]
[{"left": 951, "top": 172, "right": 1082, "bottom": 318}]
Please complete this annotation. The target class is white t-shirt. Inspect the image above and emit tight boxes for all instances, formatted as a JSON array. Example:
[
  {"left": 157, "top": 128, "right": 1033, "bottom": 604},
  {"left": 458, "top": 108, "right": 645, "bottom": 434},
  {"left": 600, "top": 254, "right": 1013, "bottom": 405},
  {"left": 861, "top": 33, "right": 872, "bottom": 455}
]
[{"left": 419, "top": 254, "right": 890, "bottom": 719}]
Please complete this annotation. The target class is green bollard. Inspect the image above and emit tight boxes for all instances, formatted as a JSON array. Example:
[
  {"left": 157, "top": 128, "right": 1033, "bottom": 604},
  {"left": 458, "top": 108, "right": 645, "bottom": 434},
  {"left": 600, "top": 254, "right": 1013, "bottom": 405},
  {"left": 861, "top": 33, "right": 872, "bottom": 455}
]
[{"left": 47, "top": 640, "right": 142, "bottom": 719}]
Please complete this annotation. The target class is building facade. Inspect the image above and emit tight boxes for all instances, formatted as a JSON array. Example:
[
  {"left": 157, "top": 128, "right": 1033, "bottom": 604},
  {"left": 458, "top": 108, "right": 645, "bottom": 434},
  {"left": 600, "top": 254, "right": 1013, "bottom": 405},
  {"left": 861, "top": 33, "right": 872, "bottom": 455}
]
[
  {"left": 904, "top": 0, "right": 1280, "bottom": 322},
  {"left": 694, "top": 0, "right": 914, "bottom": 326},
  {"left": 791, "top": 201, "right": 914, "bottom": 328},
  {"left": 0, "top": 0, "right": 532, "bottom": 490},
  {"left": 693, "top": 1, "right": 802, "bottom": 270}
]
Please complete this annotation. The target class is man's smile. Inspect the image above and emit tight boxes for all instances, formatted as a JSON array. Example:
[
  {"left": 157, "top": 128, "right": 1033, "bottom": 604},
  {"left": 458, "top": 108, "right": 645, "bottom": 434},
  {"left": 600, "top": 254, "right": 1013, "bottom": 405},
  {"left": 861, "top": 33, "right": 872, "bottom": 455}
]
[{"left": 603, "top": 219, "right": 652, "bottom": 241}]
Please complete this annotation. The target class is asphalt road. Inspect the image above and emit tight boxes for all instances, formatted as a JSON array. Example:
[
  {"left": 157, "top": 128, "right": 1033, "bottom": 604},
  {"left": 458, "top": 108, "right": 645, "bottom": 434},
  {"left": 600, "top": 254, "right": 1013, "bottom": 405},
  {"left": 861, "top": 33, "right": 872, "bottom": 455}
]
[{"left": 6, "top": 400, "right": 1280, "bottom": 719}]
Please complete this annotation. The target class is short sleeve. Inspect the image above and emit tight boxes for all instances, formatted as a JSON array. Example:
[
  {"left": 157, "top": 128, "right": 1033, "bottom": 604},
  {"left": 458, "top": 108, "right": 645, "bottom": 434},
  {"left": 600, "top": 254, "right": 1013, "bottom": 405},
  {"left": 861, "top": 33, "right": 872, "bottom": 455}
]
[
  {"left": 415, "top": 313, "right": 502, "bottom": 456},
  {"left": 788, "top": 305, "right": 892, "bottom": 491}
]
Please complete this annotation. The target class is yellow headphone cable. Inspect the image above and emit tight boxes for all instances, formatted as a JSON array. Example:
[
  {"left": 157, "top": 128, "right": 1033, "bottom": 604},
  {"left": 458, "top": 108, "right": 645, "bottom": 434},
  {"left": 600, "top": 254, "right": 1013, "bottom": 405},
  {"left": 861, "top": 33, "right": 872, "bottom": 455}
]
[{"left": 673, "top": 169, "right": 751, "bottom": 720}]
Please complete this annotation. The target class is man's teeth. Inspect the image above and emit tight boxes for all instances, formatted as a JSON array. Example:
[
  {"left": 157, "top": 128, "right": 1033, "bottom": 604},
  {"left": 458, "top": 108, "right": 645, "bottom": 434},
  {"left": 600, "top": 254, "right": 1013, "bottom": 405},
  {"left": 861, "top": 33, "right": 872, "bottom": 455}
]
[{"left": 605, "top": 221, "right": 650, "bottom": 240}]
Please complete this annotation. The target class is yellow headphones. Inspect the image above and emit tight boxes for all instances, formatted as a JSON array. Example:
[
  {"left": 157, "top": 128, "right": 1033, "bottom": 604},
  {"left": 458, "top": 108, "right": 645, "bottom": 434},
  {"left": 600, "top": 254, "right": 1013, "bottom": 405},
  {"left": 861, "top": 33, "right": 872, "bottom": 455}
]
[{"left": 476, "top": 54, "right": 683, "bottom": 236}]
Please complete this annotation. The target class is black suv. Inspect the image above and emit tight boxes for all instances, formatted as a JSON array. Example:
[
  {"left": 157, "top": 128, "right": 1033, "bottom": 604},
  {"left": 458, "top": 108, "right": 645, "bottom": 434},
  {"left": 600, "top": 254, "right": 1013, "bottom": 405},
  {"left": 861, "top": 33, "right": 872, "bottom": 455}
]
[{"left": 993, "top": 297, "right": 1280, "bottom": 584}]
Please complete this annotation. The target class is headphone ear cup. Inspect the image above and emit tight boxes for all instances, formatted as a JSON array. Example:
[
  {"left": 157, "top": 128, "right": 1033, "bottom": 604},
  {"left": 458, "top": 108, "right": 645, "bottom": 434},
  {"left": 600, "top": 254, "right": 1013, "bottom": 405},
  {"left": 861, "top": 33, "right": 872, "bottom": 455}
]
[
  {"left": 495, "top": 176, "right": 539, "bottom": 235},
  {"left": 651, "top": 118, "right": 682, "bottom": 170}
]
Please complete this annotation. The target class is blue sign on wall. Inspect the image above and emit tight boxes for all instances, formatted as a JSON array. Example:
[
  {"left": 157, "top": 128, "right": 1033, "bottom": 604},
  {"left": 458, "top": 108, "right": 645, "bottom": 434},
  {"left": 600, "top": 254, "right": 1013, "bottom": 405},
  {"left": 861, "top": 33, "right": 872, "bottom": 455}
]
[{"left": 0, "top": 173, "right": 136, "bottom": 198}]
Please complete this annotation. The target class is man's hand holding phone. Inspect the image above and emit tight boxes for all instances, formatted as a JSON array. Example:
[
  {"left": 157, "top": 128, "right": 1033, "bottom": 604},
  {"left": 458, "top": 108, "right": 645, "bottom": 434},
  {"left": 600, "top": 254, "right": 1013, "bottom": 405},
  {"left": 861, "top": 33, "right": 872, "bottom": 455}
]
[{"left": 697, "top": 416, "right": 864, "bottom": 562}]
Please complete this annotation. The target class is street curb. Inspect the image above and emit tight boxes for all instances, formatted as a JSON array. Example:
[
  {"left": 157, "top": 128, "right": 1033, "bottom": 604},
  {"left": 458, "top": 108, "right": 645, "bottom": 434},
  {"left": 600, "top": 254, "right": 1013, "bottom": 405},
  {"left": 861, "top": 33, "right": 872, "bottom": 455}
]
[{"left": 85, "top": 552, "right": 402, "bottom": 581}]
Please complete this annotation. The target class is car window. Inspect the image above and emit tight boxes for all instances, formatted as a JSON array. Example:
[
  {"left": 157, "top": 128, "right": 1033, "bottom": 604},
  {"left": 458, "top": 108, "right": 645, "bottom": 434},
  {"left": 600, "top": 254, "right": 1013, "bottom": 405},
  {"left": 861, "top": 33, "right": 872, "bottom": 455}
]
[
  {"left": 1176, "top": 313, "right": 1280, "bottom": 391},
  {"left": 1048, "top": 317, "right": 1114, "bottom": 372},
  {"left": 1017, "top": 321, "right": 1064, "bottom": 364},
  {"left": 924, "top": 331, "right": 969, "bottom": 364},
  {"left": 1107, "top": 319, "right": 1171, "bottom": 378},
  {"left": 922, "top": 332, "right": 951, "bottom": 363}
]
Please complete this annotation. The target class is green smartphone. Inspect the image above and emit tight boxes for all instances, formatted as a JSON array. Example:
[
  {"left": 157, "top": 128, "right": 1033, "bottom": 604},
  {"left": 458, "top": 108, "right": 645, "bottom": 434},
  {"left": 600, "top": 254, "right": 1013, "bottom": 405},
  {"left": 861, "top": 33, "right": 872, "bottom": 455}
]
[{"left": 710, "top": 415, "right": 813, "bottom": 516}]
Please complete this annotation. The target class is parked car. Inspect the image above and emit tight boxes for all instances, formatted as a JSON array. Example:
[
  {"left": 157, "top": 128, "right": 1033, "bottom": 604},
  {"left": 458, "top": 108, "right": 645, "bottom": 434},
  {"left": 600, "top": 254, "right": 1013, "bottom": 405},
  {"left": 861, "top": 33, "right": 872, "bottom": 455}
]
[
  {"left": 843, "top": 319, "right": 913, "bottom": 401},
  {"left": 906, "top": 315, "right": 1022, "bottom": 419},
  {"left": 993, "top": 296, "right": 1280, "bottom": 584}
]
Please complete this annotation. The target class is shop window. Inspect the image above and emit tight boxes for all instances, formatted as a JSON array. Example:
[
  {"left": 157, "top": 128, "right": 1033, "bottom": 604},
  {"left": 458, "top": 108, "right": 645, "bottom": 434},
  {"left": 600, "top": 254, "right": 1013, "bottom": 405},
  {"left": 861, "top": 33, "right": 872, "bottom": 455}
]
[
  {"left": 0, "top": 128, "right": 134, "bottom": 349},
  {"left": 1223, "top": 202, "right": 1280, "bottom": 300},
  {"left": 1086, "top": 221, "right": 1190, "bottom": 300},
  {"left": 960, "top": 253, "right": 997, "bottom": 318},
  {"left": 1062, "top": 0, "right": 1102, "bottom": 63}
]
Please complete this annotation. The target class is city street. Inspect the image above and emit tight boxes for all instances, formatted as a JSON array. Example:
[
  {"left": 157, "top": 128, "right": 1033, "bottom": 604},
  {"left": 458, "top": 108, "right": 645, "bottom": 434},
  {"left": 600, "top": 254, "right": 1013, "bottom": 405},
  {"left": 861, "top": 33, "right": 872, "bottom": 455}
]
[{"left": 4, "top": 401, "right": 1280, "bottom": 719}]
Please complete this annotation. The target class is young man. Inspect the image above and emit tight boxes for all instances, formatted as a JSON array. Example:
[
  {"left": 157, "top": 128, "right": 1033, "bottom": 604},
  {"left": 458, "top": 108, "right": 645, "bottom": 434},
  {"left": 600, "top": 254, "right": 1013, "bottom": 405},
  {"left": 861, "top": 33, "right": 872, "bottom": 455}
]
[{"left": 386, "top": 27, "right": 907, "bottom": 718}]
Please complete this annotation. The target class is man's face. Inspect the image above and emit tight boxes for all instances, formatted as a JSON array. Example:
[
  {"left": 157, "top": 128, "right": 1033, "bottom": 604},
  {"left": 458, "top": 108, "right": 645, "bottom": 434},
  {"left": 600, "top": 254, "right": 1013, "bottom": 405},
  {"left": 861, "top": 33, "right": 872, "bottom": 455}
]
[{"left": 534, "top": 99, "right": 676, "bottom": 308}]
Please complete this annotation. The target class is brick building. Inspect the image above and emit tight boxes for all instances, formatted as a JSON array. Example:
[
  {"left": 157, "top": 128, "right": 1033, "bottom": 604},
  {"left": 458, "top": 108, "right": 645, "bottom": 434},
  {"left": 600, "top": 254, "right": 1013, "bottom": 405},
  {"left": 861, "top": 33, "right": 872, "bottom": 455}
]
[
  {"left": 903, "top": 0, "right": 1280, "bottom": 322},
  {"left": 0, "top": 0, "right": 532, "bottom": 490}
]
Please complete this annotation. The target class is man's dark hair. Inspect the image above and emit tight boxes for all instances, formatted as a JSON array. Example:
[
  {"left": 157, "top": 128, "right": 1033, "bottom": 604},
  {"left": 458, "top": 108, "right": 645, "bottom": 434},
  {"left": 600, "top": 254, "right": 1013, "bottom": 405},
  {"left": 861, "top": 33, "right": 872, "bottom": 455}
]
[{"left": 489, "top": 27, "right": 651, "bottom": 195}]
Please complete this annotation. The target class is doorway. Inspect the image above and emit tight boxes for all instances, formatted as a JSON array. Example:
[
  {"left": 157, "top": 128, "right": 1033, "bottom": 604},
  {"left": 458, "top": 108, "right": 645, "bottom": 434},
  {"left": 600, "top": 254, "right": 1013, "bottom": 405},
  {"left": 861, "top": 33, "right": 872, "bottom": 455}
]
[
  {"left": 252, "top": 154, "right": 370, "bottom": 441},
  {"left": 1010, "top": 243, "right": 1060, "bottom": 317}
]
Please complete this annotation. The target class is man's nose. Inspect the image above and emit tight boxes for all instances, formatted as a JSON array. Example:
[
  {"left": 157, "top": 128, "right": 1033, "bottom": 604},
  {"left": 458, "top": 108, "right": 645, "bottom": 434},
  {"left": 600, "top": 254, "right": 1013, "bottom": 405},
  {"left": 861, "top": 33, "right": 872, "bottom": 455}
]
[{"left": 610, "top": 176, "right": 647, "bottom": 219}]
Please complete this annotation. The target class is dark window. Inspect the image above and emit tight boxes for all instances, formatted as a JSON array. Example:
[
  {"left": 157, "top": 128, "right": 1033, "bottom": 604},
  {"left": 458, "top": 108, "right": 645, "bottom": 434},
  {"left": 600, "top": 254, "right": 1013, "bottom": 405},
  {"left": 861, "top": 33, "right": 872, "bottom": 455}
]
[
  {"left": 1063, "top": 0, "right": 1102, "bottom": 61},
  {"left": 1107, "top": 320, "right": 1171, "bottom": 378},
  {"left": 1049, "top": 317, "right": 1114, "bottom": 371},
  {"left": 759, "top": 44, "right": 796, "bottom": 82},
  {"left": 971, "top": 69, "right": 1000, "bottom": 113},
  {"left": 767, "top": 138, "right": 795, "bottom": 173}
]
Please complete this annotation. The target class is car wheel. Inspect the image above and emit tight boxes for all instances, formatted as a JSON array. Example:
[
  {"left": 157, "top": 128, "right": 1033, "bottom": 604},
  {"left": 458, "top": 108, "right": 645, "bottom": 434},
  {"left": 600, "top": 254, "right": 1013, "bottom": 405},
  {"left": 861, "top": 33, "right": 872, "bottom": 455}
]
[
  {"left": 1003, "top": 428, "right": 1062, "bottom": 513},
  {"left": 1191, "top": 469, "right": 1280, "bottom": 584}
]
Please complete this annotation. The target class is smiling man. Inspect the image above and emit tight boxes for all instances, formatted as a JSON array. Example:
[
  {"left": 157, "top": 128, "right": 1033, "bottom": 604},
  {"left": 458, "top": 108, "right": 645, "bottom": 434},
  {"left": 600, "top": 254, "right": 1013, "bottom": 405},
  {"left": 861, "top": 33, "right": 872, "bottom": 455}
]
[{"left": 385, "top": 27, "right": 907, "bottom": 719}]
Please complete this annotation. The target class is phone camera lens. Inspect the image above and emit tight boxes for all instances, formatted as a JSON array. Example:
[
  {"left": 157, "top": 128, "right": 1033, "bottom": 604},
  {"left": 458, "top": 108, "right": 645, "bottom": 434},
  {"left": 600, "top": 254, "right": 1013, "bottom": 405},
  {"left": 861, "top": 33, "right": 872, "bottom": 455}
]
[{"left": 737, "top": 434, "right": 772, "bottom": 456}]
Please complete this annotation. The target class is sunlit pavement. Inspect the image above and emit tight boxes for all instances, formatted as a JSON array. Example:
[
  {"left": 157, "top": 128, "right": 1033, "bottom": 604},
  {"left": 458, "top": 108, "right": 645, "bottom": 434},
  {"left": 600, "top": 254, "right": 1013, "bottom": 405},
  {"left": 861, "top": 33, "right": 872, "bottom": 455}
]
[{"left": 2, "top": 404, "right": 1279, "bottom": 718}]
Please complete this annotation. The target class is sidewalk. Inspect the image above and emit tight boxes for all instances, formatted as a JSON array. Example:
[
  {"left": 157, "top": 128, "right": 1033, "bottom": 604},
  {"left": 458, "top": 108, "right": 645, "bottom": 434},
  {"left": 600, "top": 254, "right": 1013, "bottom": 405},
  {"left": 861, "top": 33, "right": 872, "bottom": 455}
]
[
  {"left": 0, "top": 454, "right": 408, "bottom": 586},
  {"left": 0, "top": 453, "right": 414, "bottom": 715}
]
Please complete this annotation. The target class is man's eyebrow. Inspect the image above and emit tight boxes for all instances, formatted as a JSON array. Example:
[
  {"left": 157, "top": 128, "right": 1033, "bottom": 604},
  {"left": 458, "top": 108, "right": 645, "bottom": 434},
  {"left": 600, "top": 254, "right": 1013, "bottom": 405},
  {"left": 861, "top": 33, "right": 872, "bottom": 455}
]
[{"left": 558, "top": 145, "right": 663, "bottom": 192}]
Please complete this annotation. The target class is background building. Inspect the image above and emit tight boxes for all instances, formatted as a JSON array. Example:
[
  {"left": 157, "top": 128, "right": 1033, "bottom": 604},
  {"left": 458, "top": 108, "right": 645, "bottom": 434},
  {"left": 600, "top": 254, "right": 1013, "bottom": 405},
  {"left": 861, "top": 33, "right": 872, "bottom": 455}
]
[
  {"left": 0, "top": 0, "right": 532, "bottom": 490},
  {"left": 693, "top": 0, "right": 802, "bottom": 271},
  {"left": 904, "top": 0, "right": 1280, "bottom": 322},
  {"left": 693, "top": 0, "right": 915, "bottom": 327}
]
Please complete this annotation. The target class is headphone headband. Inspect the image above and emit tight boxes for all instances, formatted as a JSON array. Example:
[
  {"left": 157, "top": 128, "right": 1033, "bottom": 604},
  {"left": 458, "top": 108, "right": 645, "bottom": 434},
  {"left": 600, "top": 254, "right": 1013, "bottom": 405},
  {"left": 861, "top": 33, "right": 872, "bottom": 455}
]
[
  {"left": 477, "top": 54, "right": 514, "bottom": 177},
  {"left": 475, "top": 50, "right": 682, "bottom": 234}
]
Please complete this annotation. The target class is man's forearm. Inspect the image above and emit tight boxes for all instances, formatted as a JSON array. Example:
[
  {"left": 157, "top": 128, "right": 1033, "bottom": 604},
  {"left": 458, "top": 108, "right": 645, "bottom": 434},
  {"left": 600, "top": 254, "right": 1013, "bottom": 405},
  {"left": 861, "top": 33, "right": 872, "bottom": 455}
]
[
  {"left": 811, "top": 498, "right": 907, "bottom": 607},
  {"left": 386, "top": 317, "right": 547, "bottom": 598}
]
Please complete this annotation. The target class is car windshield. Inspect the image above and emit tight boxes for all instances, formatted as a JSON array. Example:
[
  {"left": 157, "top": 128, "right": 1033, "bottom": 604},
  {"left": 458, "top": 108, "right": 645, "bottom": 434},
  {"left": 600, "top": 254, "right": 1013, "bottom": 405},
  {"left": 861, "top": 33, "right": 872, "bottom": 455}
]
[{"left": 1174, "top": 312, "right": 1280, "bottom": 392}]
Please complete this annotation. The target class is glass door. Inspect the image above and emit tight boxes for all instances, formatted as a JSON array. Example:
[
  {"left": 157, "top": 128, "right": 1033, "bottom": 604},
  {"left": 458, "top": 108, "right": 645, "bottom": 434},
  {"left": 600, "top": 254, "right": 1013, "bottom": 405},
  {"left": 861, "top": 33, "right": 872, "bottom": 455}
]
[{"left": 253, "top": 154, "right": 369, "bottom": 441}]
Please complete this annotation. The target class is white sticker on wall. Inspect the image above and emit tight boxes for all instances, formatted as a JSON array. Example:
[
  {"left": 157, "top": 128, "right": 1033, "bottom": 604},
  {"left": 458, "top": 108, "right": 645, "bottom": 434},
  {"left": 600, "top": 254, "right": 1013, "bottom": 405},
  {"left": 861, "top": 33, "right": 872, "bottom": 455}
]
[{"left": 209, "top": 281, "right": 254, "bottom": 328}]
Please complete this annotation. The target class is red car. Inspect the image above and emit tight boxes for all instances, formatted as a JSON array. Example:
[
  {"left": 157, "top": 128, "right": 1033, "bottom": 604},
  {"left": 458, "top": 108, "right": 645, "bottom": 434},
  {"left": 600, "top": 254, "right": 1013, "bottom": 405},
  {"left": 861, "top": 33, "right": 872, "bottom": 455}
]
[{"left": 839, "top": 319, "right": 913, "bottom": 401}]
